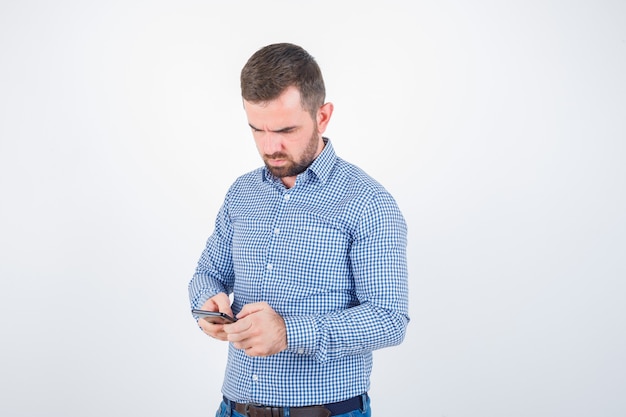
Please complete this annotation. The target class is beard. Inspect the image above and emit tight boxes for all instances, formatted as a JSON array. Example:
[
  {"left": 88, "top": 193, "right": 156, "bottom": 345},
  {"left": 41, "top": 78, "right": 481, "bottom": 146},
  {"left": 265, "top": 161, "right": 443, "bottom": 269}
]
[{"left": 263, "top": 128, "right": 320, "bottom": 178}]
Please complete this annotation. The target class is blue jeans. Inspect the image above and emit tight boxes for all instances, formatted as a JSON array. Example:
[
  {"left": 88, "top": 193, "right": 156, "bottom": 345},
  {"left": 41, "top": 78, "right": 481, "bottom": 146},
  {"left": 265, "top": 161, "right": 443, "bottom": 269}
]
[{"left": 215, "top": 396, "right": 371, "bottom": 417}]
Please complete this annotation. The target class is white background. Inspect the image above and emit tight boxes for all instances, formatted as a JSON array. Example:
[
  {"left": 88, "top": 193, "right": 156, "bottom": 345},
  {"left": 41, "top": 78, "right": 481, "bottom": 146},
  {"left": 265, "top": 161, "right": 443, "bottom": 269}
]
[{"left": 1, "top": 1, "right": 625, "bottom": 416}]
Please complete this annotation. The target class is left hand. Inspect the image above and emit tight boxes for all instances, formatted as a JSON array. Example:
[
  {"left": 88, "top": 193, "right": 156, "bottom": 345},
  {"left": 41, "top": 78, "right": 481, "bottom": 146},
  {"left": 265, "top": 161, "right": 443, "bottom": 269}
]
[
  {"left": 197, "top": 292, "right": 234, "bottom": 341},
  {"left": 224, "top": 302, "right": 287, "bottom": 357}
]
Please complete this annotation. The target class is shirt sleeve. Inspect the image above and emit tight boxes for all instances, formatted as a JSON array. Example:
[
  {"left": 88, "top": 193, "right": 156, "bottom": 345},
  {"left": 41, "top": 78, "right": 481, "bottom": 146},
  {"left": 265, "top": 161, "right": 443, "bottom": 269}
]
[
  {"left": 284, "top": 191, "right": 410, "bottom": 363},
  {"left": 188, "top": 190, "right": 236, "bottom": 310}
]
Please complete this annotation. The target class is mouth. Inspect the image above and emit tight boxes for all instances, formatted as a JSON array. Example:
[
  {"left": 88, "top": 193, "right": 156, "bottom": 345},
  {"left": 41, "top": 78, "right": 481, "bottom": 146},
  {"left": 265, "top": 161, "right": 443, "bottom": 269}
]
[
  {"left": 265, "top": 154, "right": 289, "bottom": 167},
  {"left": 268, "top": 159, "right": 286, "bottom": 166}
]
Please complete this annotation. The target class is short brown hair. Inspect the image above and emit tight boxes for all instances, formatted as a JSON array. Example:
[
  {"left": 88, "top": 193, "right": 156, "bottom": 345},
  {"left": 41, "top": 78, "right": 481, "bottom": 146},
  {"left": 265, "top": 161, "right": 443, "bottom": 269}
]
[{"left": 240, "top": 43, "right": 326, "bottom": 117}]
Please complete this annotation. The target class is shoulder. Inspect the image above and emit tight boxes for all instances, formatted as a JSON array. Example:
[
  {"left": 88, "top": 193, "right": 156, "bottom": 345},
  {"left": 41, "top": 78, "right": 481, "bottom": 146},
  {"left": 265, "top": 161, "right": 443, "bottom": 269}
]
[
  {"left": 331, "top": 157, "right": 389, "bottom": 198},
  {"left": 331, "top": 160, "right": 407, "bottom": 239},
  {"left": 325, "top": 157, "right": 405, "bottom": 226},
  {"left": 226, "top": 167, "right": 265, "bottom": 192},
  {"left": 217, "top": 167, "right": 268, "bottom": 208},
  {"left": 333, "top": 158, "right": 404, "bottom": 224}
]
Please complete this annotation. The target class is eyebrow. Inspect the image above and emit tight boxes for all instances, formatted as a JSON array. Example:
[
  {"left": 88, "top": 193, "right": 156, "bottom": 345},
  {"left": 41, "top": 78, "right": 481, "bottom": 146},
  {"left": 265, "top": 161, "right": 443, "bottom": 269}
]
[{"left": 248, "top": 123, "right": 298, "bottom": 133}]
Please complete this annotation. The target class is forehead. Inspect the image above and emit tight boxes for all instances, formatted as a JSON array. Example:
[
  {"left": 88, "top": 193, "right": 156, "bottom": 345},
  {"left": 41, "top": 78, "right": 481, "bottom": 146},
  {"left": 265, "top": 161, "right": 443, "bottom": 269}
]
[{"left": 243, "top": 86, "right": 310, "bottom": 125}]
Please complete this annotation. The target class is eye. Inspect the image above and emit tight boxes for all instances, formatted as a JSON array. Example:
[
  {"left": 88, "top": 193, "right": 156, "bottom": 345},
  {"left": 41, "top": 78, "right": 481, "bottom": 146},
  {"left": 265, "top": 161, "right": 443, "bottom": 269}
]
[
  {"left": 248, "top": 123, "right": 262, "bottom": 133},
  {"left": 276, "top": 127, "right": 296, "bottom": 134}
]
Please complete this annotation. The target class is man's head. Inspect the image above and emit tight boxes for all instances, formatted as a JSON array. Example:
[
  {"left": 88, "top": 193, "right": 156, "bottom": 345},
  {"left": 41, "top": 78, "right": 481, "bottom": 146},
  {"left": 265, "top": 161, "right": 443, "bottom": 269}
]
[
  {"left": 240, "top": 44, "right": 333, "bottom": 189},
  {"left": 240, "top": 43, "right": 326, "bottom": 119}
]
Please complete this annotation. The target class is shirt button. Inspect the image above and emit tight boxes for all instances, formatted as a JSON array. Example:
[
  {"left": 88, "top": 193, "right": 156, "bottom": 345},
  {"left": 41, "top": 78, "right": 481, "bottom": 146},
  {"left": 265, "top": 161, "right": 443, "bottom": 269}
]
[
  {"left": 274, "top": 228, "right": 280, "bottom": 235},
  {"left": 252, "top": 375, "right": 259, "bottom": 382},
  {"left": 297, "top": 348, "right": 304, "bottom": 354},
  {"left": 267, "top": 263, "right": 273, "bottom": 270},
  {"left": 284, "top": 194, "right": 290, "bottom": 201}
]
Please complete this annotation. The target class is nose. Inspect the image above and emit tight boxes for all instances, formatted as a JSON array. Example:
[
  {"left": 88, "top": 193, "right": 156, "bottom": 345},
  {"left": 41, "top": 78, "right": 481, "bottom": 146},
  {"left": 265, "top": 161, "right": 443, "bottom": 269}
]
[{"left": 259, "top": 132, "right": 282, "bottom": 155}]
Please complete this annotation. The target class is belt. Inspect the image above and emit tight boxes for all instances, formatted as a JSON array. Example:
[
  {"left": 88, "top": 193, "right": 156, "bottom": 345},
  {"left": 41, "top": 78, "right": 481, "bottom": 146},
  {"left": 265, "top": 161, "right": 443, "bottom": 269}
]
[{"left": 225, "top": 393, "right": 367, "bottom": 417}]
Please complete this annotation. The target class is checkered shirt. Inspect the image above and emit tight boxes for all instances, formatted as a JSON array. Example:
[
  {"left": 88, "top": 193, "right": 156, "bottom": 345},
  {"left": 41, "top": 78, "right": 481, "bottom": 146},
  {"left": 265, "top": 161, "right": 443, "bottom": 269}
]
[{"left": 189, "top": 139, "right": 409, "bottom": 407}]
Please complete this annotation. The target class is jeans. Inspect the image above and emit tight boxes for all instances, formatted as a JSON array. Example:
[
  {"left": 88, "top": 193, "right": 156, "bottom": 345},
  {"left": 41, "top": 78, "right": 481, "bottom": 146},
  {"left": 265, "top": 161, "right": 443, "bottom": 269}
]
[{"left": 215, "top": 396, "right": 371, "bottom": 417}]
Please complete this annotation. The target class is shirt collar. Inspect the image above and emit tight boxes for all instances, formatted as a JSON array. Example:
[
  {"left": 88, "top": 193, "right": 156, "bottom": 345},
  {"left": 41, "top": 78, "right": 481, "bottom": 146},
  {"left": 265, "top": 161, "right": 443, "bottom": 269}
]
[
  {"left": 306, "top": 137, "right": 336, "bottom": 185},
  {"left": 262, "top": 137, "right": 337, "bottom": 187}
]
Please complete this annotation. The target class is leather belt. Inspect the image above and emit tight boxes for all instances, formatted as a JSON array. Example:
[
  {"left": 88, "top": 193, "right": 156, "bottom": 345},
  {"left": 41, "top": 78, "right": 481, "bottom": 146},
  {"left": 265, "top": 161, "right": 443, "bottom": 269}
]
[
  {"left": 233, "top": 403, "right": 330, "bottom": 417},
  {"left": 226, "top": 393, "right": 367, "bottom": 417}
]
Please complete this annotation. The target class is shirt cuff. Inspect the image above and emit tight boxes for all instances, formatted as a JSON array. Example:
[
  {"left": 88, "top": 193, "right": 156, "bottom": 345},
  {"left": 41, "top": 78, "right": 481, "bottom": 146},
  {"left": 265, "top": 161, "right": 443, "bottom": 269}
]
[{"left": 283, "top": 315, "right": 318, "bottom": 356}]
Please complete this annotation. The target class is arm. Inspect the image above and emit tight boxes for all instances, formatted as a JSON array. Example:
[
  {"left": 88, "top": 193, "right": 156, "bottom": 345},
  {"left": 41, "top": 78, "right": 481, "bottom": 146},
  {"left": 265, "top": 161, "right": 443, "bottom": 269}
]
[
  {"left": 284, "top": 191, "right": 410, "bottom": 363},
  {"left": 188, "top": 193, "right": 236, "bottom": 317}
]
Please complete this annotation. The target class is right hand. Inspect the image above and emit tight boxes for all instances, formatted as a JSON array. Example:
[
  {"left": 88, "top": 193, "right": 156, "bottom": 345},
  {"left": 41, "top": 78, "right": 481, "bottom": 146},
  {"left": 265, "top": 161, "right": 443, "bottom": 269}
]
[{"left": 197, "top": 292, "right": 234, "bottom": 341}]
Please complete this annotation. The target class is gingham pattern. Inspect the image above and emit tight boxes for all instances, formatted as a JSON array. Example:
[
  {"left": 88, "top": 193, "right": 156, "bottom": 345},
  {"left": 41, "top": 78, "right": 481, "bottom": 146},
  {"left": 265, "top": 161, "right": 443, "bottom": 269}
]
[{"left": 189, "top": 139, "right": 409, "bottom": 407}]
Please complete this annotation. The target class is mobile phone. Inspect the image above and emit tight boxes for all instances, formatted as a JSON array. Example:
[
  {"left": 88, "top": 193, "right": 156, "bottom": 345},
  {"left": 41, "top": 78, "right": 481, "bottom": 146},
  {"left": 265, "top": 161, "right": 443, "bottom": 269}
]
[{"left": 192, "top": 309, "right": 238, "bottom": 324}]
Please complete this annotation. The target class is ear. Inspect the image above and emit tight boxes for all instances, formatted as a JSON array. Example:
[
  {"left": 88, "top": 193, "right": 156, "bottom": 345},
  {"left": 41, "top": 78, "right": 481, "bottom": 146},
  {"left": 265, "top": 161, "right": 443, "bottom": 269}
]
[{"left": 316, "top": 102, "right": 334, "bottom": 134}]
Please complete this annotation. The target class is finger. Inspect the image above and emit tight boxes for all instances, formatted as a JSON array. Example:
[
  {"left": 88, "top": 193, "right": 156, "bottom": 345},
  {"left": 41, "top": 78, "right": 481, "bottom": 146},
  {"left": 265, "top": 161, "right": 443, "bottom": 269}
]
[
  {"left": 213, "top": 293, "right": 234, "bottom": 316},
  {"left": 201, "top": 293, "right": 234, "bottom": 317},
  {"left": 232, "top": 340, "right": 256, "bottom": 355},
  {"left": 199, "top": 320, "right": 229, "bottom": 341},
  {"left": 223, "top": 317, "right": 251, "bottom": 335},
  {"left": 231, "top": 340, "right": 245, "bottom": 350},
  {"left": 236, "top": 301, "right": 268, "bottom": 319}
]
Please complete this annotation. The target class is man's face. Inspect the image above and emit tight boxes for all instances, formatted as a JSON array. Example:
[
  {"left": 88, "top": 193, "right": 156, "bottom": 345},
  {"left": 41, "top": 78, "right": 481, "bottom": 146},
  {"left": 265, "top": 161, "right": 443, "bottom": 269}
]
[{"left": 243, "top": 86, "right": 326, "bottom": 188}]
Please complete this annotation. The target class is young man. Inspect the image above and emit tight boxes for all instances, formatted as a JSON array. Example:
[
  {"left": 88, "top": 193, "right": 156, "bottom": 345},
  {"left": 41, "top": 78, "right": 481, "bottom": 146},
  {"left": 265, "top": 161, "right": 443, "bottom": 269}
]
[{"left": 189, "top": 43, "right": 409, "bottom": 417}]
